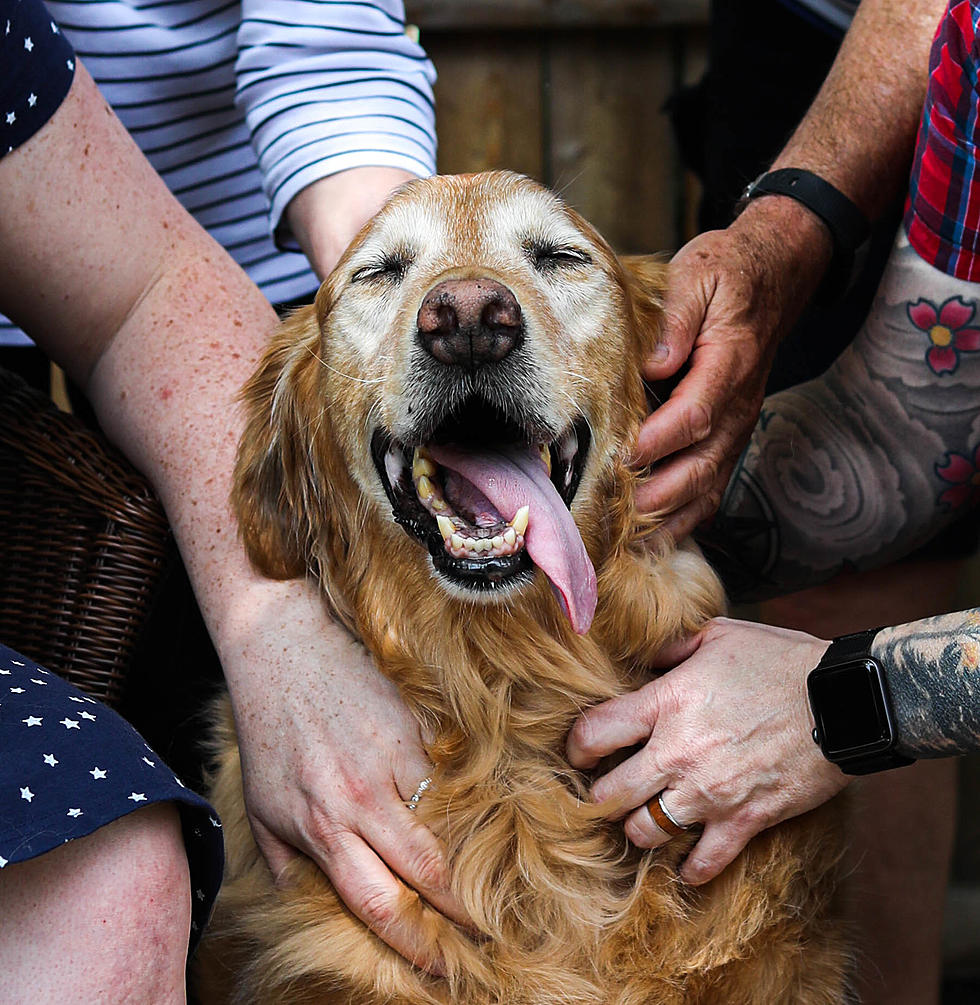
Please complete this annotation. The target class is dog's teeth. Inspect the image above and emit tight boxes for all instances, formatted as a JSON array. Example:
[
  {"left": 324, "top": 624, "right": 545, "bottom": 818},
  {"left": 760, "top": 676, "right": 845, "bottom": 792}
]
[
  {"left": 430, "top": 496, "right": 447, "bottom": 512},
  {"left": 539, "top": 443, "right": 552, "bottom": 475},
  {"left": 509, "top": 505, "right": 529, "bottom": 536},
  {"left": 451, "top": 533, "right": 464, "bottom": 550},
  {"left": 413, "top": 453, "right": 436, "bottom": 479},
  {"left": 503, "top": 527, "right": 517, "bottom": 547},
  {"left": 437, "top": 515, "right": 455, "bottom": 541},
  {"left": 417, "top": 474, "right": 435, "bottom": 500},
  {"left": 491, "top": 534, "right": 504, "bottom": 550}
]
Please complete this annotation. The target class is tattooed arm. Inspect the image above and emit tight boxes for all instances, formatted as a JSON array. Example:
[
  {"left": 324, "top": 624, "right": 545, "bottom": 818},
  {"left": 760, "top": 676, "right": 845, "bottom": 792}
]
[
  {"left": 876, "top": 610, "right": 980, "bottom": 758},
  {"left": 704, "top": 227, "right": 980, "bottom": 598}
]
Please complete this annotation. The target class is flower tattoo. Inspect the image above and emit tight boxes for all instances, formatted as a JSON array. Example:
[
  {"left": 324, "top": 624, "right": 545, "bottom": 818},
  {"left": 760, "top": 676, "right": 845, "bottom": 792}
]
[
  {"left": 936, "top": 445, "right": 980, "bottom": 510},
  {"left": 907, "top": 296, "right": 980, "bottom": 375}
]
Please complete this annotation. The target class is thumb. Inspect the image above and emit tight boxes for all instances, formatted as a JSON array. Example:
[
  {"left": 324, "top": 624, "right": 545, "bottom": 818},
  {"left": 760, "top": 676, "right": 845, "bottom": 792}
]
[
  {"left": 649, "top": 629, "right": 705, "bottom": 670},
  {"left": 249, "top": 815, "right": 301, "bottom": 886},
  {"left": 644, "top": 264, "right": 708, "bottom": 380}
]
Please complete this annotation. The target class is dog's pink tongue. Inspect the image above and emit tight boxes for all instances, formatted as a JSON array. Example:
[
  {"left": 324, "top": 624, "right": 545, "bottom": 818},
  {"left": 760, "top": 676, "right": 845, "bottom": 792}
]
[{"left": 428, "top": 444, "right": 597, "bottom": 634}]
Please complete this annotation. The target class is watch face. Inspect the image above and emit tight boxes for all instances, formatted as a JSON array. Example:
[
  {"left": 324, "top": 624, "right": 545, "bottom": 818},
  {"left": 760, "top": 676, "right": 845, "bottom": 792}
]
[{"left": 808, "top": 659, "right": 892, "bottom": 757}]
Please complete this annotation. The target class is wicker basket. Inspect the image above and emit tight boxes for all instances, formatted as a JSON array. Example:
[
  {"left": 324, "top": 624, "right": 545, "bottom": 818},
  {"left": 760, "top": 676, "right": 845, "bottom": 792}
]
[{"left": 0, "top": 368, "right": 173, "bottom": 708}]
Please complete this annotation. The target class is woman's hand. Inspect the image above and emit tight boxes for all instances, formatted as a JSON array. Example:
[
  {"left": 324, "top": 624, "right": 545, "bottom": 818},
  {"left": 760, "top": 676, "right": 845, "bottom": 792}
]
[
  {"left": 566, "top": 618, "right": 849, "bottom": 884},
  {"left": 220, "top": 577, "right": 470, "bottom": 972}
]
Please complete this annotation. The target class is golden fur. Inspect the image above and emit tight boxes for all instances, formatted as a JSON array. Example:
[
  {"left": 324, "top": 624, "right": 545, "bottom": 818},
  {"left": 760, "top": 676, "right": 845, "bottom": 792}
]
[{"left": 197, "top": 171, "right": 847, "bottom": 1004}]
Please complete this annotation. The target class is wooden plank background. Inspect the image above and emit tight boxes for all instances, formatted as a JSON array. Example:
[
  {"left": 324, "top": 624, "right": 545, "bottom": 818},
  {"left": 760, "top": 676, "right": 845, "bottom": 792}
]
[{"left": 407, "top": 3, "right": 708, "bottom": 256}]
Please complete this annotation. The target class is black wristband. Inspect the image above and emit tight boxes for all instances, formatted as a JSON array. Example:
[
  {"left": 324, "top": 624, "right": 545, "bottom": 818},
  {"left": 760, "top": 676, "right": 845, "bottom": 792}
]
[
  {"left": 807, "top": 627, "right": 915, "bottom": 776},
  {"left": 737, "top": 168, "right": 871, "bottom": 300}
]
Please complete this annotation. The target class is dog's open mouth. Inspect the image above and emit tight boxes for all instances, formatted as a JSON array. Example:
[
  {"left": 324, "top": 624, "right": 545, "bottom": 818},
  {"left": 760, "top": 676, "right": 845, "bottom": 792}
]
[{"left": 370, "top": 402, "right": 597, "bottom": 633}]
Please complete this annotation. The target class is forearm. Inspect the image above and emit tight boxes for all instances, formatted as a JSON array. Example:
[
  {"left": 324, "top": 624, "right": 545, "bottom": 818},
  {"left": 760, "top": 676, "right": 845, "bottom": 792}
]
[
  {"left": 236, "top": 0, "right": 435, "bottom": 253},
  {"left": 709, "top": 229, "right": 980, "bottom": 595},
  {"left": 285, "top": 166, "right": 418, "bottom": 280},
  {"left": 770, "top": 0, "right": 942, "bottom": 220},
  {"left": 873, "top": 609, "right": 980, "bottom": 758}
]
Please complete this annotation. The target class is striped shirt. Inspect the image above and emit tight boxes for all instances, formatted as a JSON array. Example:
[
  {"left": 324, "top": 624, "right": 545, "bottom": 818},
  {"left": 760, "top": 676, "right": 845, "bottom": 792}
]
[
  {"left": 905, "top": 0, "right": 980, "bottom": 281},
  {"left": 0, "top": 0, "right": 436, "bottom": 345}
]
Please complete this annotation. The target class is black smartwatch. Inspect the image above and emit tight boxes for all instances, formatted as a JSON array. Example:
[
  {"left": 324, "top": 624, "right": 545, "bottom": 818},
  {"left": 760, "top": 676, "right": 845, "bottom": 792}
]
[
  {"left": 806, "top": 628, "right": 915, "bottom": 776},
  {"left": 737, "top": 168, "right": 871, "bottom": 300}
]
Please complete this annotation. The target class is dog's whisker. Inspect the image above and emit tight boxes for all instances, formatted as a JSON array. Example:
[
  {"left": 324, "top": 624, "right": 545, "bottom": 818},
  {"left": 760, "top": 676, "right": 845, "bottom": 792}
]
[{"left": 304, "top": 342, "right": 385, "bottom": 385}]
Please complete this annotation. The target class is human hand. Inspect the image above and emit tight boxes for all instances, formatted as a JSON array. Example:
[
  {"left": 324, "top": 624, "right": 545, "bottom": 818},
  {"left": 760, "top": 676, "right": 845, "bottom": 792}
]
[
  {"left": 634, "top": 198, "right": 833, "bottom": 541},
  {"left": 219, "top": 578, "right": 469, "bottom": 972},
  {"left": 285, "top": 166, "right": 419, "bottom": 280},
  {"left": 566, "top": 618, "right": 849, "bottom": 885}
]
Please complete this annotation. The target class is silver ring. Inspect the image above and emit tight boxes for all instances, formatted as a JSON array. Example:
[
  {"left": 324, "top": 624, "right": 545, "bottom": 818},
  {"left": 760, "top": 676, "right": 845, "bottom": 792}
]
[
  {"left": 647, "top": 790, "right": 691, "bottom": 837},
  {"left": 406, "top": 776, "right": 432, "bottom": 812}
]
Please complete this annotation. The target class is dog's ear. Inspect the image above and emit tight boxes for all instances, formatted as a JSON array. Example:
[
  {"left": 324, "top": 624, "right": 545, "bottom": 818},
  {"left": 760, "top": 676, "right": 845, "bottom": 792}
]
[
  {"left": 232, "top": 304, "right": 323, "bottom": 580},
  {"left": 618, "top": 254, "right": 668, "bottom": 359}
]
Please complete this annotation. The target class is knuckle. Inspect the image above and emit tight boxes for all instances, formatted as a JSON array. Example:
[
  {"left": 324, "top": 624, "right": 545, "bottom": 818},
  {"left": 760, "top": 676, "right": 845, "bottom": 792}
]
[
  {"left": 682, "top": 399, "right": 713, "bottom": 444},
  {"left": 359, "top": 883, "right": 403, "bottom": 933},
  {"left": 568, "top": 715, "right": 600, "bottom": 758},
  {"left": 303, "top": 807, "right": 349, "bottom": 853},
  {"left": 624, "top": 815, "right": 656, "bottom": 849},
  {"left": 405, "top": 843, "right": 449, "bottom": 893}
]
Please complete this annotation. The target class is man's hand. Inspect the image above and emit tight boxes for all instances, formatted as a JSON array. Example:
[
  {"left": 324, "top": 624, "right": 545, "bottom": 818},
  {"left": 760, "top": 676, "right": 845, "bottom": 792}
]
[
  {"left": 220, "top": 578, "right": 470, "bottom": 973},
  {"left": 566, "top": 618, "right": 849, "bottom": 885},
  {"left": 634, "top": 198, "right": 833, "bottom": 541}
]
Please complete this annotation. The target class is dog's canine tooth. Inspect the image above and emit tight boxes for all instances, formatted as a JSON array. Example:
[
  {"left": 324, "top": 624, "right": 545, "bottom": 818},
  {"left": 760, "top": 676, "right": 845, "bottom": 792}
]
[
  {"left": 510, "top": 505, "right": 529, "bottom": 536},
  {"left": 417, "top": 474, "right": 435, "bottom": 500},
  {"left": 413, "top": 452, "right": 436, "bottom": 479},
  {"left": 539, "top": 443, "right": 551, "bottom": 475},
  {"left": 437, "top": 515, "right": 455, "bottom": 541}
]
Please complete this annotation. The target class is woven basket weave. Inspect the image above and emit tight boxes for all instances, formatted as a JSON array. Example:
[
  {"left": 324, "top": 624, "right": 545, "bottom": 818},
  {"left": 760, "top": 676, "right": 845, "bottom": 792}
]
[{"left": 0, "top": 368, "right": 173, "bottom": 708}]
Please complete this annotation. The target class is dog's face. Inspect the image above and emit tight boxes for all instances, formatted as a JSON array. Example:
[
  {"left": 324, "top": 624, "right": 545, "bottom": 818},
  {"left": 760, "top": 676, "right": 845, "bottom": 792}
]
[{"left": 237, "top": 172, "right": 663, "bottom": 634}]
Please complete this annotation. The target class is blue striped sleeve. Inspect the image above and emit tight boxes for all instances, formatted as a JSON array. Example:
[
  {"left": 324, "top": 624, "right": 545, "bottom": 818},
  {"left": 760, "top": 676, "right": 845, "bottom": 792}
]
[{"left": 234, "top": 0, "right": 436, "bottom": 248}]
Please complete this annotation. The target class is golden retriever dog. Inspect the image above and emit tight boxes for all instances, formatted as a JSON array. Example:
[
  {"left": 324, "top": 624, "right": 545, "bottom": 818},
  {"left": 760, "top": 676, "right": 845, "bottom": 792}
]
[{"left": 198, "top": 171, "right": 847, "bottom": 1004}]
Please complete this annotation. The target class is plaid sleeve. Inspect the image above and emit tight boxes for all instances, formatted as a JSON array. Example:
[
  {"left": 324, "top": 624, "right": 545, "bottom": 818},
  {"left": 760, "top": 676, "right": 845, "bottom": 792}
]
[
  {"left": 1, "top": 0, "right": 75, "bottom": 159},
  {"left": 904, "top": 0, "right": 980, "bottom": 280}
]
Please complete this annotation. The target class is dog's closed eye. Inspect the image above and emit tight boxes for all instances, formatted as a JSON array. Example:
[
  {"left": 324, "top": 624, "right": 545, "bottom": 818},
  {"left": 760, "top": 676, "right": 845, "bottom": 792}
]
[
  {"left": 351, "top": 250, "right": 414, "bottom": 285},
  {"left": 525, "top": 239, "right": 592, "bottom": 272}
]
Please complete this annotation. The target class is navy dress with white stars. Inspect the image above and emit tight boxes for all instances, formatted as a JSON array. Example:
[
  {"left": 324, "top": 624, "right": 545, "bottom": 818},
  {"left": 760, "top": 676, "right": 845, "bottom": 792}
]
[
  {"left": 0, "top": 644, "right": 224, "bottom": 950},
  {"left": 1, "top": 0, "right": 223, "bottom": 953}
]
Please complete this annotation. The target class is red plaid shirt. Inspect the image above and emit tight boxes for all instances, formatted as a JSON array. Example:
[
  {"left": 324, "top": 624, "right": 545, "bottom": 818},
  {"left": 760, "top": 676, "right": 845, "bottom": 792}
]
[{"left": 905, "top": 1, "right": 980, "bottom": 280}]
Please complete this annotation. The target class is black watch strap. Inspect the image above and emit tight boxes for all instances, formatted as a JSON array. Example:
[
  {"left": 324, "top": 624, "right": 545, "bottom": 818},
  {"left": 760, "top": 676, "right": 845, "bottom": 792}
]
[
  {"left": 738, "top": 168, "right": 871, "bottom": 300},
  {"left": 810, "top": 627, "right": 915, "bottom": 776},
  {"left": 816, "top": 627, "right": 882, "bottom": 668}
]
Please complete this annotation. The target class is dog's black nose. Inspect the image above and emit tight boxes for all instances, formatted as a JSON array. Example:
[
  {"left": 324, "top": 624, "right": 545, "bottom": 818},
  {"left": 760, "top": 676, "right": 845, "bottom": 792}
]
[{"left": 417, "top": 279, "right": 523, "bottom": 369}]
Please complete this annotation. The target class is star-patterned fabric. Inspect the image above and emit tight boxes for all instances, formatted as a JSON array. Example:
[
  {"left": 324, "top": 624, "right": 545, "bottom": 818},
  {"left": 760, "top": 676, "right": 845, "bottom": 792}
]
[
  {"left": 1, "top": 0, "right": 75, "bottom": 159},
  {"left": 0, "top": 643, "right": 223, "bottom": 953}
]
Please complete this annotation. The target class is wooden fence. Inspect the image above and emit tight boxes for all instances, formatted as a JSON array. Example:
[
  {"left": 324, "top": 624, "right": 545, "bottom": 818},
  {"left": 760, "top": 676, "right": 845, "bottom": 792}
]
[{"left": 407, "top": 1, "right": 709, "bottom": 255}]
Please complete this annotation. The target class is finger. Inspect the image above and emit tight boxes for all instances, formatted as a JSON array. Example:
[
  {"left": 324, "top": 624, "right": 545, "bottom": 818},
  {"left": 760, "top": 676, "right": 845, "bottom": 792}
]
[
  {"left": 677, "top": 822, "right": 754, "bottom": 886},
  {"left": 623, "top": 791, "right": 694, "bottom": 849},
  {"left": 643, "top": 270, "right": 712, "bottom": 380},
  {"left": 648, "top": 631, "right": 704, "bottom": 670},
  {"left": 589, "top": 742, "right": 670, "bottom": 814},
  {"left": 633, "top": 388, "right": 715, "bottom": 468},
  {"left": 635, "top": 442, "right": 734, "bottom": 523},
  {"left": 367, "top": 800, "right": 471, "bottom": 929},
  {"left": 249, "top": 815, "right": 301, "bottom": 883},
  {"left": 647, "top": 502, "right": 713, "bottom": 544},
  {"left": 566, "top": 685, "right": 660, "bottom": 770},
  {"left": 318, "top": 830, "right": 449, "bottom": 974}
]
